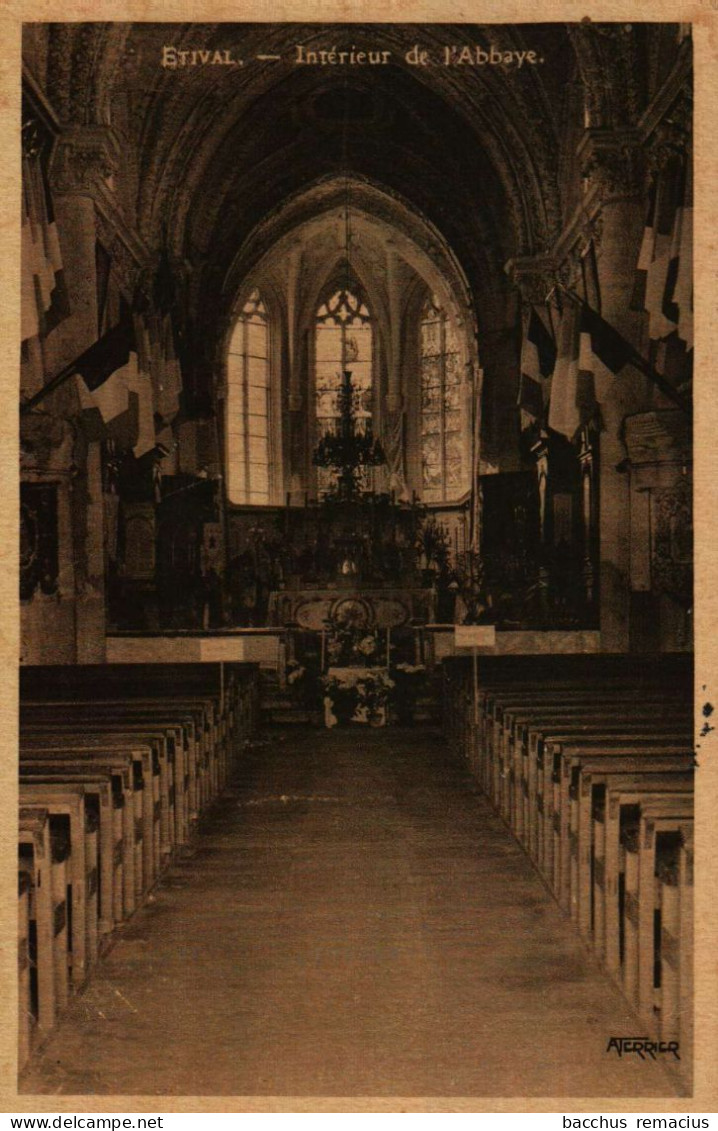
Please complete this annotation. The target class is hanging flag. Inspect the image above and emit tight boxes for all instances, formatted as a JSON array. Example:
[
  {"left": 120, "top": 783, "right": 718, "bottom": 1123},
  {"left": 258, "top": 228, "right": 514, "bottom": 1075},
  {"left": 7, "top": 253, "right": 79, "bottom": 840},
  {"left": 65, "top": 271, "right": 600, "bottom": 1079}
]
[
  {"left": 523, "top": 307, "right": 557, "bottom": 381},
  {"left": 21, "top": 155, "right": 70, "bottom": 342},
  {"left": 547, "top": 299, "right": 583, "bottom": 440},
  {"left": 128, "top": 355, "right": 157, "bottom": 458},
  {"left": 662, "top": 160, "right": 693, "bottom": 352},
  {"left": 631, "top": 178, "right": 657, "bottom": 313},
  {"left": 517, "top": 372, "right": 544, "bottom": 423},
  {"left": 73, "top": 303, "right": 136, "bottom": 433},
  {"left": 574, "top": 299, "right": 689, "bottom": 415},
  {"left": 633, "top": 161, "right": 687, "bottom": 343},
  {"left": 517, "top": 307, "right": 556, "bottom": 428},
  {"left": 74, "top": 308, "right": 134, "bottom": 393},
  {"left": 579, "top": 304, "right": 636, "bottom": 375}
]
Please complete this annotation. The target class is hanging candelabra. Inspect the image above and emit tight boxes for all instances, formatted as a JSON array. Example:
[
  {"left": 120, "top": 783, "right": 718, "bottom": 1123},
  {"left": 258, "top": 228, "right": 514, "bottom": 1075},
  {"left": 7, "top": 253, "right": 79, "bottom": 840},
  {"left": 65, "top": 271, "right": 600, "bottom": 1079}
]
[{"left": 312, "top": 369, "right": 386, "bottom": 501}]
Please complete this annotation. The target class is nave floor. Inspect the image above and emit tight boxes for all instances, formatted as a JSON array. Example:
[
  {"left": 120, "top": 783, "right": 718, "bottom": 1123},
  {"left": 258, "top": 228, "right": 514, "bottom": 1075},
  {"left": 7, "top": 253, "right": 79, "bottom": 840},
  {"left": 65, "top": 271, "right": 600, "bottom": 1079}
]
[{"left": 21, "top": 726, "right": 683, "bottom": 1098}]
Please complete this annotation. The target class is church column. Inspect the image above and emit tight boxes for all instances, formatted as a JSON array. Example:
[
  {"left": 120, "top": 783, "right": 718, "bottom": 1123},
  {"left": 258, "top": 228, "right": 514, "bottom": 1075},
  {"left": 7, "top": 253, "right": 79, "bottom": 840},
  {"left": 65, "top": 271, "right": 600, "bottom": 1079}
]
[
  {"left": 45, "top": 125, "right": 125, "bottom": 660},
  {"left": 286, "top": 242, "right": 305, "bottom": 504},
  {"left": 506, "top": 255, "right": 557, "bottom": 551},
  {"left": 46, "top": 126, "right": 120, "bottom": 376},
  {"left": 384, "top": 243, "right": 407, "bottom": 498},
  {"left": 578, "top": 128, "right": 648, "bottom": 651}
]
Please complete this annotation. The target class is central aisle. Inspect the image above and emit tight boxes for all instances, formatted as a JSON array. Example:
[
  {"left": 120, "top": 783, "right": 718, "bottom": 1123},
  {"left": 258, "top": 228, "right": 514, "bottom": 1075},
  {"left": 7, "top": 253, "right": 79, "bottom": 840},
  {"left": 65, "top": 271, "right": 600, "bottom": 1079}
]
[{"left": 22, "top": 727, "right": 681, "bottom": 1097}]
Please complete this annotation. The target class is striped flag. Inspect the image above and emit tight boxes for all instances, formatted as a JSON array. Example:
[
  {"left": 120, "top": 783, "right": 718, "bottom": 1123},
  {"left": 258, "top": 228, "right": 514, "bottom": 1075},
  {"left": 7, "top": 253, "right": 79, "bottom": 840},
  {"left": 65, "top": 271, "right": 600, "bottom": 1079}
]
[
  {"left": 633, "top": 161, "right": 690, "bottom": 346},
  {"left": 547, "top": 299, "right": 583, "bottom": 440},
  {"left": 21, "top": 155, "right": 70, "bottom": 343},
  {"left": 517, "top": 307, "right": 557, "bottom": 428},
  {"left": 74, "top": 303, "right": 137, "bottom": 434},
  {"left": 662, "top": 161, "right": 693, "bottom": 352}
]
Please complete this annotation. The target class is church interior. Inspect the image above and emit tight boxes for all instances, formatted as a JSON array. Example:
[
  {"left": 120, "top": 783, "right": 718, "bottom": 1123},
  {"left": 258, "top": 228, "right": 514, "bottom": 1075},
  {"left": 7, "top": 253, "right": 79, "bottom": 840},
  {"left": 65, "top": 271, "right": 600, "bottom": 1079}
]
[{"left": 18, "top": 22, "right": 694, "bottom": 1097}]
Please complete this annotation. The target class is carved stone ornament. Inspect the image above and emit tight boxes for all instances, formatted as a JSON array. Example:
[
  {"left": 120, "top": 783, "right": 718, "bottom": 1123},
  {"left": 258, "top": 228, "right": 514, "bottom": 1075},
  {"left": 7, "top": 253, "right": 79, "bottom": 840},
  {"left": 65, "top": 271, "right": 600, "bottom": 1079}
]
[
  {"left": 49, "top": 125, "right": 121, "bottom": 195},
  {"left": 20, "top": 413, "right": 75, "bottom": 473},
  {"left": 646, "top": 95, "right": 692, "bottom": 174},
  {"left": 577, "top": 128, "right": 643, "bottom": 202},
  {"left": 623, "top": 409, "right": 691, "bottom": 467},
  {"left": 504, "top": 256, "right": 557, "bottom": 305},
  {"left": 651, "top": 480, "right": 692, "bottom": 607},
  {"left": 576, "top": 214, "right": 604, "bottom": 259}
]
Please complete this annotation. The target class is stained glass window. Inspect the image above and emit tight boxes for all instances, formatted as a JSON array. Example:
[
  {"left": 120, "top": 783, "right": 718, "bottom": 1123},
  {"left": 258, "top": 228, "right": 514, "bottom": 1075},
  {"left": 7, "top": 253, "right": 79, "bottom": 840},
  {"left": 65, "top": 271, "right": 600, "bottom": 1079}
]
[
  {"left": 420, "top": 295, "right": 467, "bottom": 502},
  {"left": 315, "top": 289, "right": 373, "bottom": 495},
  {"left": 226, "top": 290, "right": 271, "bottom": 504}
]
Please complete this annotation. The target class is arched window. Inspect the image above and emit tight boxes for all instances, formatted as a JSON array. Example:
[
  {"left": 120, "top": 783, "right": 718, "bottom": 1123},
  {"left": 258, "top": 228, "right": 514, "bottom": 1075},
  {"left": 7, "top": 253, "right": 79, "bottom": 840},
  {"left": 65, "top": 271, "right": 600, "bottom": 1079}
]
[
  {"left": 315, "top": 288, "right": 373, "bottom": 495},
  {"left": 419, "top": 294, "right": 467, "bottom": 502},
  {"left": 226, "top": 290, "right": 271, "bottom": 504}
]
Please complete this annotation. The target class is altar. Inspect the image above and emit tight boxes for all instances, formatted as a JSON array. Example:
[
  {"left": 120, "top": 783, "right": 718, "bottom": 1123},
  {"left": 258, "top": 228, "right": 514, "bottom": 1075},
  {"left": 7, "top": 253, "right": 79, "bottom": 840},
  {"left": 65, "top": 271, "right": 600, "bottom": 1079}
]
[{"left": 267, "top": 588, "right": 436, "bottom": 631}]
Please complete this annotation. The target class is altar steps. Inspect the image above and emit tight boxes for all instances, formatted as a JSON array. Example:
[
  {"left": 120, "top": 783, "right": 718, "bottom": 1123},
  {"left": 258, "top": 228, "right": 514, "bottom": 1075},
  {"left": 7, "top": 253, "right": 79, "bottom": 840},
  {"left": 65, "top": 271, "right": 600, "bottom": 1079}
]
[{"left": 259, "top": 668, "right": 443, "bottom": 726}]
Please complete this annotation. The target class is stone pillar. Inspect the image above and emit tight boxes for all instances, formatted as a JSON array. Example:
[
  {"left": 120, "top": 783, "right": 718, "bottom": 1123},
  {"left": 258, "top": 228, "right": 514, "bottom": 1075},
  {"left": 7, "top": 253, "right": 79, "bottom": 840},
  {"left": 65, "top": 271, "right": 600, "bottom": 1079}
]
[
  {"left": 384, "top": 244, "right": 407, "bottom": 498},
  {"left": 74, "top": 441, "right": 107, "bottom": 662},
  {"left": 286, "top": 241, "right": 303, "bottom": 410},
  {"left": 46, "top": 126, "right": 120, "bottom": 374},
  {"left": 20, "top": 416, "right": 77, "bottom": 664},
  {"left": 476, "top": 288, "right": 522, "bottom": 474},
  {"left": 40, "top": 125, "right": 123, "bottom": 660},
  {"left": 577, "top": 128, "right": 647, "bottom": 651}
]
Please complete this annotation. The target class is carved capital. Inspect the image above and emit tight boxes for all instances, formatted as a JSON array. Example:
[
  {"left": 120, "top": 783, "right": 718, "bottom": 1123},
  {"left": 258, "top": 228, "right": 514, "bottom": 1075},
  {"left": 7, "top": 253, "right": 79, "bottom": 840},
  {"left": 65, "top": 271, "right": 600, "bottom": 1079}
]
[
  {"left": 504, "top": 256, "right": 557, "bottom": 305},
  {"left": 645, "top": 94, "right": 692, "bottom": 173},
  {"left": 578, "top": 128, "right": 643, "bottom": 202},
  {"left": 49, "top": 126, "right": 121, "bottom": 196}
]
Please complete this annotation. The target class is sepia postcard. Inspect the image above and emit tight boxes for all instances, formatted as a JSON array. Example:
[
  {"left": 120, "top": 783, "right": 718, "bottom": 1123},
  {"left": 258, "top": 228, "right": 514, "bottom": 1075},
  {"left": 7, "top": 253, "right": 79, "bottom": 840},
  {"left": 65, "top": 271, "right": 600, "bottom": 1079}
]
[{"left": 1, "top": 0, "right": 717, "bottom": 1116}]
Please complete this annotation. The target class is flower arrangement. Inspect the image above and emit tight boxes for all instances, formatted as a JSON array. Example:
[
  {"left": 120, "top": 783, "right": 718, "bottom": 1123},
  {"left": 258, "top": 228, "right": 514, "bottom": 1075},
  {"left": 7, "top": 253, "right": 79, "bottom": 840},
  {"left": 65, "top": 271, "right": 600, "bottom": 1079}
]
[
  {"left": 356, "top": 670, "right": 395, "bottom": 725},
  {"left": 321, "top": 673, "right": 361, "bottom": 726},
  {"left": 322, "top": 668, "right": 395, "bottom": 727},
  {"left": 326, "top": 627, "right": 383, "bottom": 667}
]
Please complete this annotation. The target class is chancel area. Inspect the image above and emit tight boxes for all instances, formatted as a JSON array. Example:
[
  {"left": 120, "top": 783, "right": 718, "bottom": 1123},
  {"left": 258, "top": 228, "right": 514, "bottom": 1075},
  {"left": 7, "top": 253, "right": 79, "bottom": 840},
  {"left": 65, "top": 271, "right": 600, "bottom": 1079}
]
[{"left": 18, "top": 22, "right": 694, "bottom": 1096}]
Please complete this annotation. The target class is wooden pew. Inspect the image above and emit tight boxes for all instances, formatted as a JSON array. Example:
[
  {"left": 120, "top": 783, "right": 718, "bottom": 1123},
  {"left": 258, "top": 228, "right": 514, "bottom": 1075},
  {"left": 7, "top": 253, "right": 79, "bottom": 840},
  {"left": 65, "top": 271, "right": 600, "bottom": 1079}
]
[
  {"left": 518, "top": 711, "right": 691, "bottom": 870},
  {"left": 441, "top": 656, "right": 693, "bottom": 1086},
  {"left": 18, "top": 870, "right": 32, "bottom": 1071},
  {"left": 22, "top": 698, "right": 225, "bottom": 846},
  {"left": 19, "top": 661, "right": 258, "bottom": 797},
  {"left": 518, "top": 709, "right": 691, "bottom": 859},
  {"left": 20, "top": 750, "right": 138, "bottom": 922},
  {"left": 549, "top": 741, "right": 693, "bottom": 912},
  {"left": 488, "top": 691, "right": 687, "bottom": 817},
  {"left": 541, "top": 736, "right": 691, "bottom": 897},
  {"left": 22, "top": 723, "right": 172, "bottom": 871},
  {"left": 19, "top": 807, "right": 55, "bottom": 1038},
  {"left": 20, "top": 768, "right": 112, "bottom": 949},
  {"left": 474, "top": 686, "right": 683, "bottom": 806},
  {"left": 592, "top": 774, "right": 693, "bottom": 962},
  {"left": 509, "top": 706, "right": 691, "bottom": 848},
  {"left": 18, "top": 785, "right": 92, "bottom": 990},
  {"left": 617, "top": 795, "right": 693, "bottom": 1027}
]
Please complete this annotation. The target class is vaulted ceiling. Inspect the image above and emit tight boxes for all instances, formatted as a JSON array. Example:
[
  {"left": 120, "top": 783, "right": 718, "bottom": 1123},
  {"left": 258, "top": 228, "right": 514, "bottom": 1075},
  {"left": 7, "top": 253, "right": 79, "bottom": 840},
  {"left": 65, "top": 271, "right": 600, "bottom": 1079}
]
[{"left": 24, "top": 21, "right": 684, "bottom": 408}]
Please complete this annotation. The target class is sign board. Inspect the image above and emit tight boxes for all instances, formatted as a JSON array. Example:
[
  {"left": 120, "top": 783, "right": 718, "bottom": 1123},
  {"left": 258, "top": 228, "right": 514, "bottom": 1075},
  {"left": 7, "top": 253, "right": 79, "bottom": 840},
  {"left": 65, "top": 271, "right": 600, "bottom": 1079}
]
[{"left": 454, "top": 625, "right": 497, "bottom": 649}]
